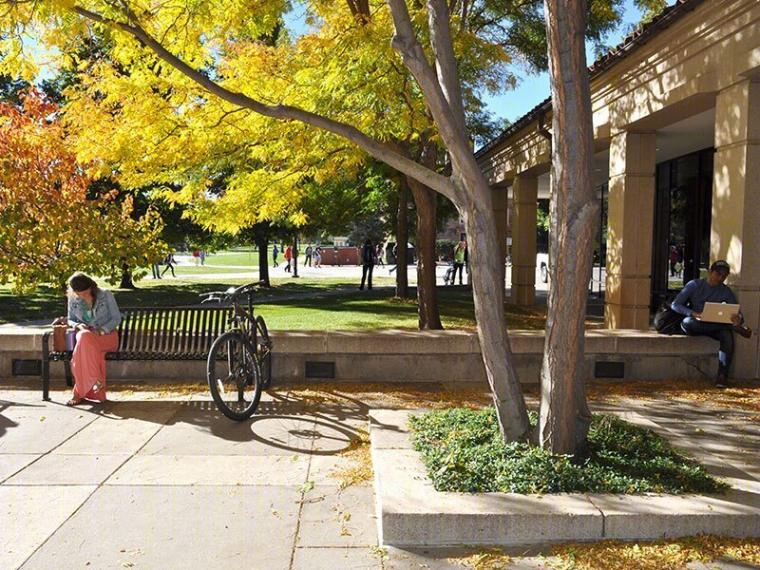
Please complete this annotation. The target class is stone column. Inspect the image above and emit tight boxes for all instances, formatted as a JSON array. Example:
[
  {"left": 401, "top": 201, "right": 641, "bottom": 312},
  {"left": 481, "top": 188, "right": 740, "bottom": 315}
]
[
  {"left": 492, "top": 184, "right": 509, "bottom": 288},
  {"left": 604, "top": 131, "right": 656, "bottom": 329},
  {"left": 510, "top": 174, "right": 538, "bottom": 305},
  {"left": 711, "top": 78, "right": 760, "bottom": 378}
]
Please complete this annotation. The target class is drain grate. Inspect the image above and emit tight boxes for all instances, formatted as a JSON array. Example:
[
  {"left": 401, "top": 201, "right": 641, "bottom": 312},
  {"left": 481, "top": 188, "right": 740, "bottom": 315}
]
[
  {"left": 13, "top": 359, "right": 42, "bottom": 376},
  {"left": 305, "top": 361, "right": 336, "bottom": 379}
]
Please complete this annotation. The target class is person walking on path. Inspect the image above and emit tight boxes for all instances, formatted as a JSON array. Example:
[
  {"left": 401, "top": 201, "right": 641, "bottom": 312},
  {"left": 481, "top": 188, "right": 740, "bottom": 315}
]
[
  {"left": 304, "top": 245, "right": 313, "bottom": 267},
  {"left": 451, "top": 239, "right": 467, "bottom": 285},
  {"left": 375, "top": 243, "right": 385, "bottom": 266},
  {"left": 151, "top": 257, "right": 162, "bottom": 279},
  {"left": 284, "top": 245, "right": 292, "bottom": 272},
  {"left": 314, "top": 246, "right": 322, "bottom": 268},
  {"left": 671, "top": 260, "right": 752, "bottom": 387},
  {"left": 359, "top": 239, "right": 375, "bottom": 290},
  {"left": 272, "top": 245, "right": 279, "bottom": 267},
  {"left": 65, "top": 272, "right": 121, "bottom": 406},
  {"left": 161, "top": 252, "right": 176, "bottom": 278}
]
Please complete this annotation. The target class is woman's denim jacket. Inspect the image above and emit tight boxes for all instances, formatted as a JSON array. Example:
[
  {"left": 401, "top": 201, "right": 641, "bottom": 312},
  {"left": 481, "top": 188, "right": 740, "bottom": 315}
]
[{"left": 67, "top": 289, "right": 122, "bottom": 334}]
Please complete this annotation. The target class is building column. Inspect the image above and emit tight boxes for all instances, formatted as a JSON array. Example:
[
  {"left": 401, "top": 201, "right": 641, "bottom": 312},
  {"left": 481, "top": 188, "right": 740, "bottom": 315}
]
[
  {"left": 492, "top": 184, "right": 509, "bottom": 288},
  {"left": 510, "top": 174, "right": 538, "bottom": 306},
  {"left": 711, "top": 78, "right": 760, "bottom": 378},
  {"left": 604, "top": 131, "right": 656, "bottom": 329}
]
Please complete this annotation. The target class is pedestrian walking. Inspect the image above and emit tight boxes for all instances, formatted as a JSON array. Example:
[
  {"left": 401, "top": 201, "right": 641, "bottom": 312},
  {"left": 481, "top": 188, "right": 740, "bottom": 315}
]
[
  {"left": 151, "top": 257, "right": 162, "bottom": 279},
  {"left": 305, "top": 244, "right": 313, "bottom": 267},
  {"left": 451, "top": 239, "right": 466, "bottom": 285},
  {"left": 284, "top": 245, "right": 292, "bottom": 272},
  {"left": 375, "top": 243, "right": 385, "bottom": 266},
  {"left": 161, "top": 252, "right": 176, "bottom": 278},
  {"left": 314, "top": 246, "right": 322, "bottom": 268},
  {"left": 359, "top": 239, "right": 375, "bottom": 290},
  {"left": 272, "top": 244, "right": 279, "bottom": 267}
]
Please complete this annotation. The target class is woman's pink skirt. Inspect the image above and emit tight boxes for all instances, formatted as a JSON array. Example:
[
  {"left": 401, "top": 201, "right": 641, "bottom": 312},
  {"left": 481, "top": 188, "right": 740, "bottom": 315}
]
[{"left": 71, "top": 330, "right": 118, "bottom": 401}]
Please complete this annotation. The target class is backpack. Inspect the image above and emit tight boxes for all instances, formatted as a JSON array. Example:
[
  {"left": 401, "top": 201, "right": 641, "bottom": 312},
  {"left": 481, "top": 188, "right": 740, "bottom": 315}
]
[{"left": 653, "top": 294, "right": 685, "bottom": 335}]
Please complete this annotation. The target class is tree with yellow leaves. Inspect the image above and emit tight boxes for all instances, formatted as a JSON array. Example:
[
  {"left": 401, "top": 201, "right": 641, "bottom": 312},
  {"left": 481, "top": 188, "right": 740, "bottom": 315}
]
[
  {"left": 0, "top": 0, "right": 632, "bottom": 452},
  {"left": 0, "top": 89, "right": 165, "bottom": 292}
]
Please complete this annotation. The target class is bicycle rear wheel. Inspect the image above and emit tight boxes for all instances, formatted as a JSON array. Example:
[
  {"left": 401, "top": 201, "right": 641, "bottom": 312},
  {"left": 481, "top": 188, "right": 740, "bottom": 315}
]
[
  {"left": 207, "top": 330, "right": 262, "bottom": 421},
  {"left": 255, "top": 316, "right": 273, "bottom": 389}
]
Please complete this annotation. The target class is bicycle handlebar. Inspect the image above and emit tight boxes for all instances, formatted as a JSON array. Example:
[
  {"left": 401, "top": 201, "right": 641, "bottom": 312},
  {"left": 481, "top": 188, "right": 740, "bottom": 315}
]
[{"left": 199, "top": 281, "right": 267, "bottom": 304}]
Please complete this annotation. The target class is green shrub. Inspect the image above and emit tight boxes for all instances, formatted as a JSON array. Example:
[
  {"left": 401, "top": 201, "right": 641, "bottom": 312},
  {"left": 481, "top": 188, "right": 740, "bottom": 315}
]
[{"left": 409, "top": 408, "right": 726, "bottom": 494}]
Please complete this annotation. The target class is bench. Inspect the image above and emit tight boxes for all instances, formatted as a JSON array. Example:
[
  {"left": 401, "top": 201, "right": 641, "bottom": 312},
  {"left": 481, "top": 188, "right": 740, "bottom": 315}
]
[{"left": 41, "top": 306, "right": 232, "bottom": 400}]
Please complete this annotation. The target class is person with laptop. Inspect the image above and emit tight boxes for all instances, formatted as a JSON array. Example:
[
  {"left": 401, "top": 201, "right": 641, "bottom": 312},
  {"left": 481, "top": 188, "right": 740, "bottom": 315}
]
[{"left": 671, "top": 260, "right": 752, "bottom": 387}]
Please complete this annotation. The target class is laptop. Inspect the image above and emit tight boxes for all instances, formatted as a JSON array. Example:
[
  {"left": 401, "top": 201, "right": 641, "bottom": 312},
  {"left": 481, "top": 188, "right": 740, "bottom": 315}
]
[{"left": 700, "top": 302, "right": 740, "bottom": 324}]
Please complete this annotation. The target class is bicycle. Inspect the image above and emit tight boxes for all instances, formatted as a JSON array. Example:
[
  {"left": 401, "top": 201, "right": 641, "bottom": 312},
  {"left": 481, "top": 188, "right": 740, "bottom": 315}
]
[{"left": 200, "top": 282, "right": 273, "bottom": 421}]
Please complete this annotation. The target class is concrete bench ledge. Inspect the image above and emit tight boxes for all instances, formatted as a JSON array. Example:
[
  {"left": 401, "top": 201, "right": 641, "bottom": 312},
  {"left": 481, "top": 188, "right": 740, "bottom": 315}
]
[
  {"left": 370, "top": 410, "right": 760, "bottom": 547},
  {"left": 0, "top": 326, "right": 717, "bottom": 355},
  {"left": 0, "top": 326, "right": 718, "bottom": 383}
]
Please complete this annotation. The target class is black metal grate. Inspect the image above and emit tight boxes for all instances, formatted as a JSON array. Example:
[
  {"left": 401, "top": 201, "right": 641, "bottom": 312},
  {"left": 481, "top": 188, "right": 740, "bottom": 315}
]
[
  {"left": 13, "top": 359, "right": 42, "bottom": 376},
  {"left": 594, "top": 361, "right": 625, "bottom": 378},
  {"left": 305, "top": 361, "right": 336, "bottom": 379}
]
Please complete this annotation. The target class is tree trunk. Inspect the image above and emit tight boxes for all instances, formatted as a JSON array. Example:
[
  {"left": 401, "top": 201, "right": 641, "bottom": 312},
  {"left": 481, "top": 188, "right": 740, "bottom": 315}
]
[
  {"left": 539, "top": 0, "right": 599, "bottom": 455},
  {"left": 119, "top": 261, "right": 135, "bottom": 289},
  {"left": 459, "top": 182, "right": 532, "bottom": 441},
  {"left": 407, "top": 176, "right": 442, "bottom": 329},
  {"left": 395, "top": 178, "right": 410, "bottom": 298},
  {"left": 256, "top": 233, "right": 270, "bottom": 287},
  {"left": 292, "top": 233, "right": 299, "bottom": 278}
]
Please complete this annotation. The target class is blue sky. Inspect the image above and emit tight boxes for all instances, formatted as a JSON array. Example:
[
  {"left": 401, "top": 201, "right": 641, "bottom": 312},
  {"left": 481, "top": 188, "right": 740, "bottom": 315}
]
[{"left": 484, "top": 0, "right": 645, "bottom": 122}]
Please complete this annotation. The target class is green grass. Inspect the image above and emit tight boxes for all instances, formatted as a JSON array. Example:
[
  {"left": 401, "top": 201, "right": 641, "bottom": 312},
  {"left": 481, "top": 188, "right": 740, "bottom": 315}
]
[
  {"left": 409, "top": 408, "right": 727, "bottom": 494},
  {"left": 0, "top": 275, "right": 558, "bottom": 330}
]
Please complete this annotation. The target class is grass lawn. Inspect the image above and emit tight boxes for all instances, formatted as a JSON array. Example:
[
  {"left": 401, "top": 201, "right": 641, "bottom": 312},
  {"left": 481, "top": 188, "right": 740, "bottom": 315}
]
[{"left": 0, "top": 277, "right": 570, "bottom": 330}]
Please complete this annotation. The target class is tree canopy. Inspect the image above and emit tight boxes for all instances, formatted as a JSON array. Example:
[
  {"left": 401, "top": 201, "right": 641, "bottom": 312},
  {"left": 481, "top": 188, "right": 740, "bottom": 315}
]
[{"left": 0, "top": 89, "right": 165, "bottom": 291}]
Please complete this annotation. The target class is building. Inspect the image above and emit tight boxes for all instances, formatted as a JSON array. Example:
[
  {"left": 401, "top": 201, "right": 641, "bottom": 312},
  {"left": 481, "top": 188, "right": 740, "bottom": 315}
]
[{"left": 476, "top": 0, "right": 760, "bottom": 377}]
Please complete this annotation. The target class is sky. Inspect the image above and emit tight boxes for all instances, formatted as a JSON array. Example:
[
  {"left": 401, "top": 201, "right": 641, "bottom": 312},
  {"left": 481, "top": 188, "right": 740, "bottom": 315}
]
[{"left": 483, "top": 0, "right": 646, "bottom": 122}]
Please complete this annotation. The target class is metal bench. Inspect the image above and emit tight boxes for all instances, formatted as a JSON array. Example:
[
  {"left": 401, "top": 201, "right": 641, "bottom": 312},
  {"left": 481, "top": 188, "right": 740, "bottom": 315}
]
[{"left": 41, "top": 306, "right": 232, "bottom": 400}]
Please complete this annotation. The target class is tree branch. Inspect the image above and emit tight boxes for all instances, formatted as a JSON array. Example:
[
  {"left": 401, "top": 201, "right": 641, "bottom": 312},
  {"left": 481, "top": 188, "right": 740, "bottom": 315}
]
[
  {"left": 69, "top": 4, "right": 458, "bottom": 202},
  {"left": 427, "top": 0, "right": 467, "bottom": 136}
]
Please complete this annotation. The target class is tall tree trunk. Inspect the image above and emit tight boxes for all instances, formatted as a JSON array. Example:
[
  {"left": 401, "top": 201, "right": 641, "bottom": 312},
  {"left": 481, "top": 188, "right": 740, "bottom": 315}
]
[
  {"left": 459, "top": 182, "right": 532, "bottom": 441},
  {"left": 256, "top": 232, "right": 270, "bottom": 287},
  {"left": 407, "top": 176, "right": 442, "bottom": 329},
  {"left": 119, "top": 260, "right": 135, "bottom": 289},
  {"left": 292, "top": 233, "right": 299, "bottom": 278},
  {"left": 396, "top": 178, "right": 410, "bottom": 298},
  {"left": 539, "top": 0, "right": 599, "bottom": 455}
]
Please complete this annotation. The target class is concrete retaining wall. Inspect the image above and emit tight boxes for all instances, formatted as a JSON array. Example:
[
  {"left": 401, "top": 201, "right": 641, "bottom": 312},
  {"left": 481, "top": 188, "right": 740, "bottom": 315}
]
[{"left": 0, "top": 325, "right": 720, "bottom": 384}]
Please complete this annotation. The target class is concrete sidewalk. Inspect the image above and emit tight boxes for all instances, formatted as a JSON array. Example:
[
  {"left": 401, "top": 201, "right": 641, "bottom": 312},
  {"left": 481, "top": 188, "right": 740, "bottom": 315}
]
[{"left": 1, "top": 384, "right": 758, "bottom": 570}]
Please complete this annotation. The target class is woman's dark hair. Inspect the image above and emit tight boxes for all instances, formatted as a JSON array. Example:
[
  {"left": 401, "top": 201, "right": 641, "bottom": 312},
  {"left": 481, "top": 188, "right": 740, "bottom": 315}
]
[{"left": 68, "top": 272, "right": 98, "bottom": 301}]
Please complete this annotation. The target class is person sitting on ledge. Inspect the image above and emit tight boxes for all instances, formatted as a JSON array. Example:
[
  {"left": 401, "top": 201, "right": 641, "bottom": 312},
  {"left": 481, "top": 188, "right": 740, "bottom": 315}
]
[{"left": 671, "top": 260, "right": 752, "bottom": 388}]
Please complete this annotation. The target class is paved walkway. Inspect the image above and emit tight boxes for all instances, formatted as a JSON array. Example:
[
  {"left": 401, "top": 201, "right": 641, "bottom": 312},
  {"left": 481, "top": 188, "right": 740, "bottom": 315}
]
[{"left": 1, "top": 384, "right": 757, "bottom": 569}]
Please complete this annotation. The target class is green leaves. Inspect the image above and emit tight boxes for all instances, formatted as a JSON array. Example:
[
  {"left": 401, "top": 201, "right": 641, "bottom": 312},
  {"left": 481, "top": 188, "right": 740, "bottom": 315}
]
[{"left": 410, "top": 408, "right": 727, "bottom": 495}]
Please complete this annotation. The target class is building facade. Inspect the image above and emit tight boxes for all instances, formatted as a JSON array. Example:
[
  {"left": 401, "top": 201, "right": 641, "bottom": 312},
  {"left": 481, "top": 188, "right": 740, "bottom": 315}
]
[{"left": 476, "top": 0, "right": 760, "bottom": 377}]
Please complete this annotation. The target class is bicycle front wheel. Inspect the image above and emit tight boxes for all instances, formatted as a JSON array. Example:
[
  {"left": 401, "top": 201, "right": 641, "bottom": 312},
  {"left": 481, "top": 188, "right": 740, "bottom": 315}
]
[
  {"left": 255, "top": 316, "right": 273, "bottom": 389},
  {"left": 207, "top": 330, "right": 262, "bottom": 421}
]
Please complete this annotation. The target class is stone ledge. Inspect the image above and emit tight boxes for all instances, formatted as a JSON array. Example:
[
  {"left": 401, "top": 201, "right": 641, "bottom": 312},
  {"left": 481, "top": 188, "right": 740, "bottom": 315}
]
[
  {"left": 370, "top": 410, "right": 760, "bottom": 547},
  {"left": 0, "top": 327, "right": 718, "bottom": 355}
]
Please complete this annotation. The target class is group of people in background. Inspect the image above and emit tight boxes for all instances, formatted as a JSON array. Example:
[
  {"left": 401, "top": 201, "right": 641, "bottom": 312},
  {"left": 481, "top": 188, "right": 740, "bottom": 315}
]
[{"left": 273, "top": 244, "right": 323, "bottom": 271}]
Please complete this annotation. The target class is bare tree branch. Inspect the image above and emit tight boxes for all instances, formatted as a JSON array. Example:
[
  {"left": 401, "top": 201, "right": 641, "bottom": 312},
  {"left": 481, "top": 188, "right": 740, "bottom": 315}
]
[{"left": 69, "top": 3, "right": 458, "bottom": 202}]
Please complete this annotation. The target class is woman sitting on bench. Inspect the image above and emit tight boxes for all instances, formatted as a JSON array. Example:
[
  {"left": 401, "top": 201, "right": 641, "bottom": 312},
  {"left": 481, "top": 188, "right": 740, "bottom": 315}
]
[{"left": 66, "top": 272, "right": 122, "bottom": 406}]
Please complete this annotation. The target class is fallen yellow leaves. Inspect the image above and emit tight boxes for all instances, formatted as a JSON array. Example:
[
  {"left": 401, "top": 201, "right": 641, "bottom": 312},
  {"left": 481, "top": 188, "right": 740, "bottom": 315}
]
[
  {"left": 549, "top": 535, "right": 760, "bottom": 570},
  {"left": 332, "top": 427, "right": 372, "bottom": 489}
]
